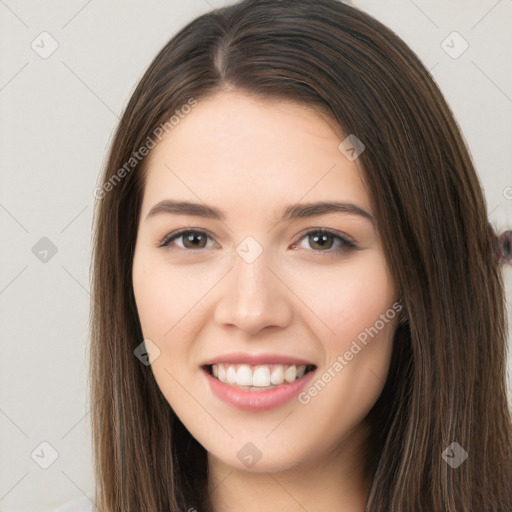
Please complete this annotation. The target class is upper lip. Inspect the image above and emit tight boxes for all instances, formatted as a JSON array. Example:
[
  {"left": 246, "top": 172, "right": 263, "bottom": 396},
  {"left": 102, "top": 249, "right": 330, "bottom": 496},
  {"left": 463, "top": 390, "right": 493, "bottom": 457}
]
[{"left": 201, "top": 352, "right": 316, "bottom": 367}]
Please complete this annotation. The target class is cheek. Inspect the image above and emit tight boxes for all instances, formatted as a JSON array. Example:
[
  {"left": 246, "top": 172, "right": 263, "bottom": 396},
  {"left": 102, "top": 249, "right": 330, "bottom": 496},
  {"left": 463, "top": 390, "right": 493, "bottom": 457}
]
[
  {"left": 132, "top": 253, "right": 198, "bottom": 401},
  {"left": 132, "top": 252, "right": 190, "bottom": 338},
  {"left": 132, "top": 269, "right": 165, "bottom": 338},
  {"left": 132, "top": 250, "right": 213, "bottom": 390},
  {"left": 290, "top": 254, "right": 397, "bottom": 445},
  {"left": 293, "top": 251, "right": 397, "bottom": 347}
]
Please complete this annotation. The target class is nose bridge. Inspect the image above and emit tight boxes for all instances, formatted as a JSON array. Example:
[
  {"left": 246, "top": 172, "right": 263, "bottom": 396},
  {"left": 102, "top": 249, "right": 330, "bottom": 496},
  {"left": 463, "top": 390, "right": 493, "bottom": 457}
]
[{"left": 213, "top": 238, "right": 292, "bottom": 334}]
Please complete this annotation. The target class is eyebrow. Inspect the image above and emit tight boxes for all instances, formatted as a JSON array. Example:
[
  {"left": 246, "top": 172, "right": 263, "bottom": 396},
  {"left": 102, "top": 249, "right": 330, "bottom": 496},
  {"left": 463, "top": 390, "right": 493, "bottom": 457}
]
[{"left": 145, "top": 199, "right": 374, "bottom": 225}]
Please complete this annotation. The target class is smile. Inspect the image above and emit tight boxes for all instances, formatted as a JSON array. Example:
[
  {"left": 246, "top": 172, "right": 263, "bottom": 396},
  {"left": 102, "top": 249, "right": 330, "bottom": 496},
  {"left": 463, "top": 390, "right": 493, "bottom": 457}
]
[
  {"left": 205, "top": 363, "right": 316, "bottom": 390},
  {"left": 202, "top": 360, "right": 318, "bottom": 411}
]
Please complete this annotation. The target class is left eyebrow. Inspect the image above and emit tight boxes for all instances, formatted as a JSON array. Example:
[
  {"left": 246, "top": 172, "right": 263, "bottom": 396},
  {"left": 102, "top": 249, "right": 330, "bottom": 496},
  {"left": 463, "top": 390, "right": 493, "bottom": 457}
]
[
  {"left": 145, "top": 199, "right": 375, "bottom": 225},
  {"left": 280, "top": 201, "right": 374, "bottom": 225}
]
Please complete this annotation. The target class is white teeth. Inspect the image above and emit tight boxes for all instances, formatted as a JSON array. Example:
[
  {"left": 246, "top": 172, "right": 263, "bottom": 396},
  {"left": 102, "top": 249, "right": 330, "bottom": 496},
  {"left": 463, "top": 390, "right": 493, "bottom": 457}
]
[
  {"left": 270, "top": 365, "right": 284, "bottom": 385},
  {"left": 210, "top": 363, "right": 312, "bottom": 389},
  {"left": 236, "top": 365, "right": 253, "bottom": 386},
  {"left": 284, "top": 364, "right": 297, "bottom": 383},
  {"left": 226, "top": 366, "right": 237, "bottom": 384},
  {"left": 252, "top": 366, "right": 271, "bottom": 387},
  {"left": 218, "top": 364, "right": 226, "bottom": 382}
]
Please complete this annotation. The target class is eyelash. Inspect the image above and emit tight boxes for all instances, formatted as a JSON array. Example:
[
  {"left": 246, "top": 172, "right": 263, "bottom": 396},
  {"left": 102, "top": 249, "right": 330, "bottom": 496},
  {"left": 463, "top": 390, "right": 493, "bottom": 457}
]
[{"left": 158, "top": 228, "right": 358, "bottom": 256}]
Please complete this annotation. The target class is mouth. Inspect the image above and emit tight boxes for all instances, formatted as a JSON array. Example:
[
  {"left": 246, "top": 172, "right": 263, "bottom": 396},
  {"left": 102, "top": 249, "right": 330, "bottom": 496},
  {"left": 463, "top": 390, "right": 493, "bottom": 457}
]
[{"left": 202, "top": 363, "right": 317, "bottom": 391}]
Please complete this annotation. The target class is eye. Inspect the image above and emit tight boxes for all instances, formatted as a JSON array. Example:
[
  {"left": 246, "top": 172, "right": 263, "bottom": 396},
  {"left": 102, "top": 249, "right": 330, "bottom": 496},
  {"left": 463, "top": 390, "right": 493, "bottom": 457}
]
[
  {"left": 159, "top": 228, "right": 358, "bottom": 254},
  {"left": 159, "top": 229, "right": 217, "bottom": 251},
  {"left": 292, "top": 228, "right": 358, "bottom": 255}
]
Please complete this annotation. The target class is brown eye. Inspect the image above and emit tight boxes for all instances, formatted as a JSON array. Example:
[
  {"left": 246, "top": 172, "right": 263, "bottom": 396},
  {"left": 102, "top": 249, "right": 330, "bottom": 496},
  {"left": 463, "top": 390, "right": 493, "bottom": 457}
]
[
  {"left": 160, "top": 230, "right": 215, "bottom": 250},
  {"left": 308, "top": 232, "right": 336, "bottom": 250},
  {"left": 294, "top": 229, "right": 357, "bottom": 254},
  {"left": 181, "top": 232, "right": 207, "bottom": 249}
]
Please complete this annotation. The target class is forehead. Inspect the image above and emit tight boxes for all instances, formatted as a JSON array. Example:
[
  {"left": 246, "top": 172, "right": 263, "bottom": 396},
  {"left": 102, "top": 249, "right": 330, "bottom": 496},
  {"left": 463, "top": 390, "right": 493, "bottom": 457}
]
[{"left": 140, "top": 90, "right": 370, "bottom": 216}]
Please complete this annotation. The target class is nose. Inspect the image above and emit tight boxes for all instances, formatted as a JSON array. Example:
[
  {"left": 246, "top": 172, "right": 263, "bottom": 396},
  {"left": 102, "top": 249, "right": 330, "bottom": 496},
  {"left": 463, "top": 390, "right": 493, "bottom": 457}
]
[{"left": 213, "top": 247, "right": 293, "bottom": 336}]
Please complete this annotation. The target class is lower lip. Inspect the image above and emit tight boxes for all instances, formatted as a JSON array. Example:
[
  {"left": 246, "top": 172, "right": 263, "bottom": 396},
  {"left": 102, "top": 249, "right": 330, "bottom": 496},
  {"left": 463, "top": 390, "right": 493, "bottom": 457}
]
[{"left": 203, "top": 367, "right": 317, "bottom": 411}]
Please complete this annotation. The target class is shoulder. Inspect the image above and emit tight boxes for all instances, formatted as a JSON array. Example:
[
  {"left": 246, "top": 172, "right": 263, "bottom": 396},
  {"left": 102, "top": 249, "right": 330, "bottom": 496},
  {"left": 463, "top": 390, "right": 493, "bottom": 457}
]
[{"left": 53, "top": 495, "right": 94, "bottom": 512}]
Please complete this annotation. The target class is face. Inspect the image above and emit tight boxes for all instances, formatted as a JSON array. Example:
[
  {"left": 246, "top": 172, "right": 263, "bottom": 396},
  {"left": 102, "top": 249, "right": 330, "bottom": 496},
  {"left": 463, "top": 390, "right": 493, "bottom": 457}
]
[{"left": 132, "top": 89, "right": 399, "bottom": 475}]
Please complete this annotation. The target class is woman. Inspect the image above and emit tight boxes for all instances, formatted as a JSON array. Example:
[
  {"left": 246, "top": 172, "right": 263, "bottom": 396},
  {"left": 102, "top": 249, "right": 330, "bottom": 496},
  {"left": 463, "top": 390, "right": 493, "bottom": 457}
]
[{"left": 85, "top": 0, "right": 512, "bottom": 510}]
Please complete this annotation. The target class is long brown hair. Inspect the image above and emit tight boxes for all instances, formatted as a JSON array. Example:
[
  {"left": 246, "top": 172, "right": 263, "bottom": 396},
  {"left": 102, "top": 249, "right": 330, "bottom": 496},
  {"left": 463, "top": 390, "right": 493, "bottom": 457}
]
[{"left": 89, "top": 0, "right": 512, "bottom": 510}]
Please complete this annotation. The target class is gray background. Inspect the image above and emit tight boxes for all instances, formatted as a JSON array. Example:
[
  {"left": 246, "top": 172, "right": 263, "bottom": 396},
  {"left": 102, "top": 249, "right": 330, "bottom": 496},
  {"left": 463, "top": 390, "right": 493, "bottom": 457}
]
[{"left": 0, "top": 0, "right": 511, "bottom": 510}]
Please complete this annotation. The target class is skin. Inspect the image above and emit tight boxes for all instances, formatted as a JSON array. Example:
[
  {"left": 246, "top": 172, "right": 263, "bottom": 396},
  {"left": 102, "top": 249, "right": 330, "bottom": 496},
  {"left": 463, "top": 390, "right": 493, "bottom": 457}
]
[{"left": 132, "top": 89, "right": 400, "bottom": 512}]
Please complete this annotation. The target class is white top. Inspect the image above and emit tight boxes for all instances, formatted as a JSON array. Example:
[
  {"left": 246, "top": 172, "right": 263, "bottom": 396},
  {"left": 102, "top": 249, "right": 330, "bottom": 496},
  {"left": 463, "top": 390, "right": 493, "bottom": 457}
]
[{"left": 53, "top": 495, "right": 94, "bottom": 512}]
